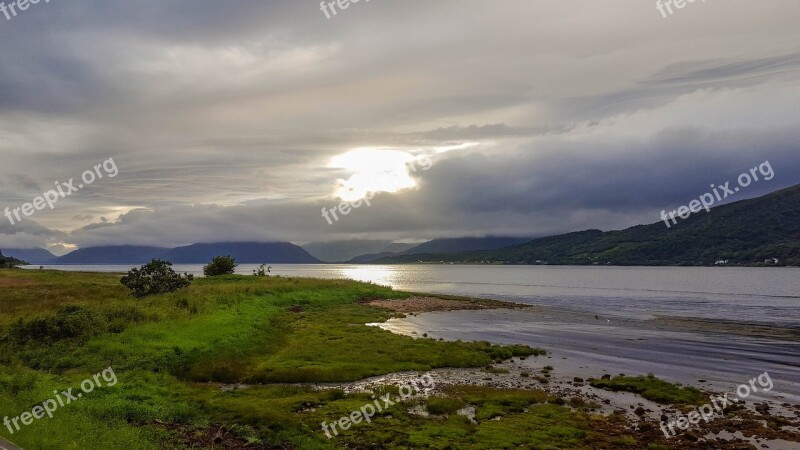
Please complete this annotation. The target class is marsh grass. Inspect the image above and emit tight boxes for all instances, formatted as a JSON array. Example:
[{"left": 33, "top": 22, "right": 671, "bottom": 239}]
[
  {"left": 0, "top": 269, "right": 625, "bottom": 449},
  {"left": 590, "top": 374, "right": 707, "bottom": 405}
]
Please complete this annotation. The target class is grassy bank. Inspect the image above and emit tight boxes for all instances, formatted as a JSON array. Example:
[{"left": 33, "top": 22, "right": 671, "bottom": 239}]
[{"left": 0, "top": 268, "right": 694, "bottom": 449}]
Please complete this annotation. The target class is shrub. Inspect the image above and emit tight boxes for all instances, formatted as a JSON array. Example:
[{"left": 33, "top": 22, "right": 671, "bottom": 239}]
[
  {"left": 203, "top": 255, "right": 238, "bottom": 277},
  {"left": 9, "top": 306, "right": 103, "bottom": 345},
  {"left": 120, "top": 259, "right": 193, "bottom": 298},
  {"left": 252, "top": 264, "right": 270, "bottom": 277},
  {"left": 8, "top": 305, "right": 152, "bottom": 346}
]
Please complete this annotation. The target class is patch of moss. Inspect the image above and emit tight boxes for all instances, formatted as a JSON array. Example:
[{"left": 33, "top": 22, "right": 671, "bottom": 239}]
[
  {"left": 426, "top": 396, "right": 466, "bottom": 415},
  {"left": 591, "top": 375, "right": 706, "bottom": 405}
]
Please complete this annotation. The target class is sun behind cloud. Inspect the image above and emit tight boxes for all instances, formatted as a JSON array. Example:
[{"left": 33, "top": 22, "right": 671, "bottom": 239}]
[{"left": 328, "top": 148, "right": 421, "bottom": 202}]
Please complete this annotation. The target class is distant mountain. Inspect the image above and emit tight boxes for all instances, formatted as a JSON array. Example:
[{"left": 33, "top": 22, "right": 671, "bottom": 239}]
[
  {"left": 53, "top": 246, "right": 169, "bottom": 264},
  {"left": 374, "top": 184, "right": 800, "bottom": 266},
  {"left": 348, "top": 251, "right": 404, "bottom": 264},
  {"left": 2, "top": 248, "right": 57, "bottom": 264},
  {"left": 404, "top": 237, "right": 533, "bottom": 254},
  {"left": 350, "top": 236, "right": 533, "bottom": 263},
  {"left": 303, "top": 241, "right": 418, "bottom": 263},
  {"left": 41, "top": 242, "right": 321, "bottom": 265},
  {"left": 302, "top": 240, "right": 395, "bottom": 263},
  {"left": 382, "top": 243, "right": 418, "bottom": 253},
  {"left": 164, "top": 242, "right": 321, "bottom": 264}
]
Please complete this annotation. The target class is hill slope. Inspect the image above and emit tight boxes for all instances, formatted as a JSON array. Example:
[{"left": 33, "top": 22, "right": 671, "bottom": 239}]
[
  {"left": 374, "top": 184, "right": 800, "bottom": 266},
  {"left": 164, "top": 242, "right": 321, "bottom": 264},
  {"left": 349, "top": 236, "right": 532, "bottom": 263},
  {"left": 404, "top": 236, "right": 533, "bottom": 254},
  {"left": 2, "top": 248, "right": 57, "bottom": 264},
  {"left": 0, "top": 249, "right": 22, "bottom": 266},
  {"left": 302, "top": 240, "right": 400, "bottom": 263},
  {"left": 53, "top": 246, "right": 169, "bottom": 264}
]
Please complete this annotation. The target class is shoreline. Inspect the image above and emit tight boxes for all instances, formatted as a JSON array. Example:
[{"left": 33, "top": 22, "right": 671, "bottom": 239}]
[
  {"left": 360, "top": 294, "right": 800, "bottom": 447},
  {"left": 3, "top": 269, "right": 800, "bottom": 449},
  {"left": 366, "top": 294, "right": 531, "bottom": 313},
  {"left": 367, "top": 295, "right": 800, "bottom": 400}
]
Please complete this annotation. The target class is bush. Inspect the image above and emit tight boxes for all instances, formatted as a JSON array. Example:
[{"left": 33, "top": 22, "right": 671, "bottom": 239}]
[
  {"left": 203, "top": 255, "right": 238, "bottom": 277},
  {"left": 252, "top": 264, "right": 270, "bottom": 277},
  {"left": 9, "top": 306, "right": 103, "bottom": 345},
  {"left": 8, "top": 305, "right": 152, "bottom": 346},
  {"left": 120, "top": 259, "right": 193, "bottom": 298}
]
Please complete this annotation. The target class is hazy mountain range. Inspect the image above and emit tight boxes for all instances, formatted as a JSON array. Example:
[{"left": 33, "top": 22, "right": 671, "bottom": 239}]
[
  {"left": 373, "top": 184, "right": 800, "bottom": 266},
  {"left": 4, "top": 184, "right": 798, "bottom": 267},
  {"left": 3, "top": 242, "right": 321, "bottom": 265},
  {"left": 302, "top": 240, "right": 417, "bottom": 263},
  {"left": 1, "top": 248, "right": 58, "bottom": 264},
  {"left": 346, "top": 237, "right": 534, "bottom": 263},
  {"left": 4, "top": 237, "right": 534, "bottom": 265}
]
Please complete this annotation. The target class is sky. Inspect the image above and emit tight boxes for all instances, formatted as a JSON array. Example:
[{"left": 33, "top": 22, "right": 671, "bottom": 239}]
[{"left": 1, "top": 0, "right": 800, "bottom": 255}]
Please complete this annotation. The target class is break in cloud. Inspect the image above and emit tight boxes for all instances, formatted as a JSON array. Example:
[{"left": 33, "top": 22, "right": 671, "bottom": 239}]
[{"left": 1, "top": 0, "right": 799, "bottom": 253}]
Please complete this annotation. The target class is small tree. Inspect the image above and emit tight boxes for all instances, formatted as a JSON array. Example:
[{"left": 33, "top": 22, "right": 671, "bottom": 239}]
[
  {"left": 203, "top": 255, "right": 238, "bottom": 277},
  {"left": 121, "top": 259, "right": 193, "bottom": 298},
  {"left": 252, "top": 264, "right": 271, "bottom": 277}
]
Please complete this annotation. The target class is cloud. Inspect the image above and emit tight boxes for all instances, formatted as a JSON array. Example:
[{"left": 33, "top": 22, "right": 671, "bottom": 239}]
[{"left": 1, "top": 0, "right": 799, "bottom": 249}]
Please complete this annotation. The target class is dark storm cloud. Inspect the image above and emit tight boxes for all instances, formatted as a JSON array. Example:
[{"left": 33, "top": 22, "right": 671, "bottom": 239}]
[{"left": 1, "top": 0, "right": 800, "bottom": 251}]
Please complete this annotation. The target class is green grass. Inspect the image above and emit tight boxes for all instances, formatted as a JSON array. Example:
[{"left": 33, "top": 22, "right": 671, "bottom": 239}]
[
  {"left": 426, "top": 396, "right": 466, "bottom": 415},
  {"left": 0, "top": 269, "right": 633, "bottom": 449},
  {"left": 590, "top": 375, "right": 707, "bottom": 405}
]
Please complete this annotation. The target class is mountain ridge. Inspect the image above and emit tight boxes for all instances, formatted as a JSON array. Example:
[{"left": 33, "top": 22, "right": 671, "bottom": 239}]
[
  {"left": 371, "top": 184, "right": 800, "bottom": 266},
  {"left": 1, "top": 248, "right": 58, "bottom": 264},
  {"left": 347, "top": 236, "right": 534, "bottom": 263},
  {"left": 5, "top": 242, "right": 322, "bottom": 265}
]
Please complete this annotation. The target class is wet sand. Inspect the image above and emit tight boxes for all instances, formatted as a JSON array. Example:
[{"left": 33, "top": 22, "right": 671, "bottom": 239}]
[
  {"left": 369, "top": 304, "right": 800, "bottom": 405},
  {"left": 366, "top": 295, "right": 520, "bottom": 313}
]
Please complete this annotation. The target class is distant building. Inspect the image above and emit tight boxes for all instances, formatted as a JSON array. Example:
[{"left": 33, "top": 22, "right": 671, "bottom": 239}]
[
  {"left": 764, "top": 258, "right": 780, "bottom": 265},
  {"left": 714, "top": 259, "right": 729, "bottom": 265}
]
